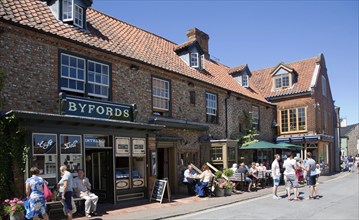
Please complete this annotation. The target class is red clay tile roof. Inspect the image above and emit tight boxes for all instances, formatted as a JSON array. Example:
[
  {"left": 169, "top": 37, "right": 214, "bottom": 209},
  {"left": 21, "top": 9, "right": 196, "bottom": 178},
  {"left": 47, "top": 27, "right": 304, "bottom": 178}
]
[
  {"left": 0, "top": 0, "right": 269, "bottom": 104},
  {"left": 174, "top": 39, "right": 196, "bottom": 52},
  {"left": 228, "top": 64, "right": 247, "bottom": 75},
  {"left": 251, "top": 57, "right": 319, "bottom": 98}
]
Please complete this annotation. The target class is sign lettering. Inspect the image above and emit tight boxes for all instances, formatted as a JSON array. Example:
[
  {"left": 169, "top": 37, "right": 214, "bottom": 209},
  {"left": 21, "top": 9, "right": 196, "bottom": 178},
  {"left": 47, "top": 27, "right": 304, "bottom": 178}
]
[{"left": 60, "top": 93, "right": 135, "bottom": 121}]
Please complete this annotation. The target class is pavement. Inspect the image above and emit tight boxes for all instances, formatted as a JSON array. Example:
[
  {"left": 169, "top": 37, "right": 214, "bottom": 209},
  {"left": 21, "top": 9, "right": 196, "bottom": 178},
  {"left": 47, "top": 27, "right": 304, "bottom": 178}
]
[{"left": 74, "top": 172, "right": 351, "bottom": 220}]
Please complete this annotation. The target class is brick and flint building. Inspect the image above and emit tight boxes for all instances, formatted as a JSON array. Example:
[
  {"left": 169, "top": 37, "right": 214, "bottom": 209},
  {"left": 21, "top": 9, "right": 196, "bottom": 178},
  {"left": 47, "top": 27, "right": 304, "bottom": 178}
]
[{"left": 0, "top": 0, "right": 336, "bottom": 201}]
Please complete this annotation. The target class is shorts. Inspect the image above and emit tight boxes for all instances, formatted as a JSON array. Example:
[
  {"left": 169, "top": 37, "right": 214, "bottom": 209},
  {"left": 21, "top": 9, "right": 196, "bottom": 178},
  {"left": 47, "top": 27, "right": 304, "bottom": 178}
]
[
  {"left": 61, "top": 191, "right": 73, "bottom": 213},
  {"left": 285, "top": 174, "right": 298, "bottom": 189},
  {"left": 307, "top": 175, "right": 316, "bottom": 186},
  {"left": 273, "top": 176, "right": 280, "bottom": 186}
]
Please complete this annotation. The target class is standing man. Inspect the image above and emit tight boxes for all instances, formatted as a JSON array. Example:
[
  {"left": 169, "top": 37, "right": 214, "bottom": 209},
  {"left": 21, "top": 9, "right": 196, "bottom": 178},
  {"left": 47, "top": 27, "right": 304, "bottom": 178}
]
[
  {"left": 58, "top": 165, "right": 74, "bottom": 220},
  {"left": 271, "top": 154, "right": 281, "bottom": 199},
  {"left": 282, "top": 152, "right": 299, "bottom": 201},
  {"left": 183, "top": 164, "right": 197, "bottom": 196},
  {"left": 305, "top": 152, "right": 318, "bottom": 199},
  {"left": 74, "top": 169, "right": 99, "bottom": 218}
]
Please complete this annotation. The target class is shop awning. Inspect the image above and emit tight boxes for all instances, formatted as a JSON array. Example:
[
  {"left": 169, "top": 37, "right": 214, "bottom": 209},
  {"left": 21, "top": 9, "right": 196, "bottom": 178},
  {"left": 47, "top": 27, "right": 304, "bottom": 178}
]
[
  {"left": 240, "top": 141, "right": 302, "bottom": 150},
  {"left": 240, "top": 141, "right": 278, "bottom": 150},
  {"left": 275, "top": 142, "right": 303, "bottom": 150}
]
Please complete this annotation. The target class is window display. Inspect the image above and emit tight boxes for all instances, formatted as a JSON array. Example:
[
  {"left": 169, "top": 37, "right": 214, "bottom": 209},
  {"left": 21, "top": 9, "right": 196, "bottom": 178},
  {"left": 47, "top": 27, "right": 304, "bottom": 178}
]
[
  {"left": 132, "top": 157, "right": 145, "bottom": 188},
  {"left": 60, "top": 134, "right": 82, "bottom": 176},
  {"left": 115, "top": 137, "right": 130, "bottom": 156},
  {"left": 32, "top": 133, "right": 57, "bottom": 181},
  {"left": 132, "top": 138, "right": 145, "bottom": 156}
]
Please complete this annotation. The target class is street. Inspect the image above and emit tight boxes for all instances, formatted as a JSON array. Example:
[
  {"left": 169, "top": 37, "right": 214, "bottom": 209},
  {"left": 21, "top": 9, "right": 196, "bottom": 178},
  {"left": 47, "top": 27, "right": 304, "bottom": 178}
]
[{"left": 169, "top": 173, "right": 359, "bottom": 220}]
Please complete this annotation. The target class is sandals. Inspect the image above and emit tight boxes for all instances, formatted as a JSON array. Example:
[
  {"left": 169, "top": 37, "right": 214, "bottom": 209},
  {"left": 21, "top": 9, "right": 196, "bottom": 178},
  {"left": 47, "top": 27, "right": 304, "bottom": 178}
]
[{"left": 293, "top": 198, "right": 300, "bottom": 201}]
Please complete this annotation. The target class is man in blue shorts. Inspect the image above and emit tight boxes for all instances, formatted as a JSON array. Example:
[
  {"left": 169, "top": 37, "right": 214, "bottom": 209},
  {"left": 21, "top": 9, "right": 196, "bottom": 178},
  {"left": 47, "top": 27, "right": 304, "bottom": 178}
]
[
  {"left": 305, "top": 152, "right": 317, "bottom": 199},
  {"left": 271, "top": 154, "right": 281, "bottom": 199}
]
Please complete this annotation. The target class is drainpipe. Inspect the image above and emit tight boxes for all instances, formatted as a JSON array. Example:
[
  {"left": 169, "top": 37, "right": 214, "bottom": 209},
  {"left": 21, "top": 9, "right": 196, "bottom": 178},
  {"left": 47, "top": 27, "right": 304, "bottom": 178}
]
[{"left": 225, "top": 91, "right": 231, "bottom": 138}]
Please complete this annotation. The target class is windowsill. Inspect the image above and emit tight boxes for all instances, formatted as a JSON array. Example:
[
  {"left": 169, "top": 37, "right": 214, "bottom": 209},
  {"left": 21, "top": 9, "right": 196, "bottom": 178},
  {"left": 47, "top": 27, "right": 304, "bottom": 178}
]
[{"left": 280, "top": 130, "right": 308, "bottom": 135}]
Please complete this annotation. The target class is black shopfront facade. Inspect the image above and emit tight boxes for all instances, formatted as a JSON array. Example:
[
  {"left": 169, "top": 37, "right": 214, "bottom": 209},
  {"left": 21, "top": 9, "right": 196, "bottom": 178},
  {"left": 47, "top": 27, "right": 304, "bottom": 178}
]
[{"left": 8, "top": 96, "right": 162, "bottom": 204}]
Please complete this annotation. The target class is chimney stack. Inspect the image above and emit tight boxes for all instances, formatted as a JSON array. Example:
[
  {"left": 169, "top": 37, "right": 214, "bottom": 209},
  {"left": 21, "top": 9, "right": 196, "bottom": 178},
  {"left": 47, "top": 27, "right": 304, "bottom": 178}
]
[{"left": 186, "top": 28, "right": 209, "bottom": 58}]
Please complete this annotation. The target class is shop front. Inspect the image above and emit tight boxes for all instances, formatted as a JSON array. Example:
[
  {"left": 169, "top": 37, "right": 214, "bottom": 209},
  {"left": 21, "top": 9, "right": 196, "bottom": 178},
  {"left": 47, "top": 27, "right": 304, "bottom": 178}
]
[{"left": 9, "top": 95, "right": 162, "bottom": 204}]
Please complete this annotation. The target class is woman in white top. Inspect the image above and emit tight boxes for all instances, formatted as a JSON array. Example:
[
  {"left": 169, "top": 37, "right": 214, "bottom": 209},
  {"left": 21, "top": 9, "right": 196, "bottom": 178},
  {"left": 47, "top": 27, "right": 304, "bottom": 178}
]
[{"left": 194, "top": 164, "right": 212, "bottom": 197}]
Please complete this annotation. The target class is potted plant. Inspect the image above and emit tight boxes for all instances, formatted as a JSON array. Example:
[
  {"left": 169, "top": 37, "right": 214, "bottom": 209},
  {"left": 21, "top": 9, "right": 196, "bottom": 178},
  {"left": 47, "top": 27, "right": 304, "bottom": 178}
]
[
  {"left": 214, "top": 180, "right": 226, "bottom": 197},
  {"left": 2, "top": 197, "right": 25, "bottom": 220},
  {"left": 224, "top": 181, "right": 235, "bottom": 196}
]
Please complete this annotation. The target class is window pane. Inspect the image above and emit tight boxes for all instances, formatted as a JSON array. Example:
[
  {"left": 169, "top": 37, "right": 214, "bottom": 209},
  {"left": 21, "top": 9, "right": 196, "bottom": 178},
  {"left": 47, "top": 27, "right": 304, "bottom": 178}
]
[
  {"left": 206, "top": 92, "right": 217, "bottom": 116},
  {"left": 281, "top": 110, "right": 288, "bottom": 132},
  {"left": 78, "top": 59, "right": 84, "bottom": 69},
  {"left": 298, "top": 108, "right": 306, "bottom": 130},
  {"left": 289, "top": 109, "right": 297, "bottom": 131},
  {"left": 88, "top": 72, "right": 94, "bottom": 82},
  {"left": 152, "top": 78, "right": 170, "bottom": 111},
  {"left": 78, "top": 69, "right": 84, "bottom": 80},
  {"left": 77, "top": 82, "right": 84, "bottom": 91},
  {"left": 61, "top": 66, "right": 69, "bottom": 77},
  {"left": 87, "top": 84, "right": 94, "bottom": 94},
  {"left": 275, "top": 76, "right": 281, "bottom": 88},
  {"left": 70, "top": 67, "right": 77, "bottom": 78},
  {"left": 69, "top": 79, "right": 76, "bottom": 89},
  {"left": 282, "top": 74, "right": 289, "bottom": 87},
  {"left": 62, "top": 54, "right": 69, "bottom": 65},
  {"left": 61, "top": 78, "right": 68, "bottom": 88},
  {"left": 89, "top": 62, "right": 94, "bottom": 71},
  {"left": 70, "top": 57, "right": 77, "bottom": 67}
]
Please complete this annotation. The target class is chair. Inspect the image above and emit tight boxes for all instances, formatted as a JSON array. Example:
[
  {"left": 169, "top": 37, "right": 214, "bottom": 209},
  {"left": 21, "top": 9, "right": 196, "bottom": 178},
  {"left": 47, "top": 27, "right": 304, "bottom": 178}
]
[
  {"left": 257, "top": 171, "right": 265, "bottom": 188},
  {"left": 205, "top": 175, "right": 215, "bottom": 197},
  {"left": 231, "top": 173, "right": 246, "bottom": 191}
]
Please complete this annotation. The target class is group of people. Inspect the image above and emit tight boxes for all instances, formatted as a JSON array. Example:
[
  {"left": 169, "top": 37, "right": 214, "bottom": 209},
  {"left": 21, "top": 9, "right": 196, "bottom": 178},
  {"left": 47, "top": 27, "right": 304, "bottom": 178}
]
[
  {"left": 183, "top": 164, "right": 213, "bottom": 197},
  {"left": 341, "top": 154, "right": 359, "bottom": 173},
  {"left": 231, "top": 161, "right": 268, "bottom": 192},
  {"left": 272, "top": 151, "right": 321, "bottom": 201},
  {"left": 25, "top": 166, "right": 98, "bottom": 220}
]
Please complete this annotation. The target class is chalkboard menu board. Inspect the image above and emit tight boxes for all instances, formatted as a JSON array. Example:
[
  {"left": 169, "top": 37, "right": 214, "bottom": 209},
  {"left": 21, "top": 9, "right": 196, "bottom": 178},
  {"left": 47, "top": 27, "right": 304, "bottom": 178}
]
[{"left": 150, "top": 179, "right": 171, "bottom": 203}]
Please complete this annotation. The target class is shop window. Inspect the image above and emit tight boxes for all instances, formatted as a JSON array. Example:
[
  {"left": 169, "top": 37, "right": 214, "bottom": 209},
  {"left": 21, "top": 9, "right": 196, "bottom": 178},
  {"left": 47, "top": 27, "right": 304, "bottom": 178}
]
[
  {"left": 115, "top": 137, "right": 146, "bottom": 190},
  {"left": 32, "top": 133, "right": 58, "bottom": 186},
  {"left": 60, "top": 134, "right": 82, "bottom": 176},
  {"left": 228, "top": 146, "right": 236, "bottom": 162},
  {"left": 210, "top": 147, "right": 222, "bottom": 161}
]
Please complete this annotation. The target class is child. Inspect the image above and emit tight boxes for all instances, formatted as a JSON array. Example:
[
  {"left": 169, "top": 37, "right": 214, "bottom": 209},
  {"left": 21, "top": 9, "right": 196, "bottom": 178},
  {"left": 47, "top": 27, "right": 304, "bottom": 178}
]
[{"left": 315, "top": 164, "right": 321, "bottom": 184}]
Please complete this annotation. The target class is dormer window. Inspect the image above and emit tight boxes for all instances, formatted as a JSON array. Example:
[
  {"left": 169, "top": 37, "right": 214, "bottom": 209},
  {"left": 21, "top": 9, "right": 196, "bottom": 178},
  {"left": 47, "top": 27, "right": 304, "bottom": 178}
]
[
  {"left": 274, "top": 72, "right": 290, "bottom": 88},
  {"left": 58, "top": 0, "right": 88, "bottom": 29},
  {"left": 271, "top": 64, "right": 295, "bottom": 89},
  {"left": 62, "top": 0, "right": 73, "bottom": 21},
  {"left": 242, "top": 74, "right": 249, "bottom": 87},
  {"left": 190, "top": 53, "right": 199, "bottom": 67},
  {"left": 74, "top": 4, "right": 84, "bottom": 28}
]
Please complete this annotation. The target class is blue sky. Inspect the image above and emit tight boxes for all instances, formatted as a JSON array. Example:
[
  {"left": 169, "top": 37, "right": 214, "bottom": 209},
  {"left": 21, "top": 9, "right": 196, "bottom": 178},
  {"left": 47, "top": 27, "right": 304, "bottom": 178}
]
[{"left": 93, "top": 0, "right": 359, "bottom": 125}]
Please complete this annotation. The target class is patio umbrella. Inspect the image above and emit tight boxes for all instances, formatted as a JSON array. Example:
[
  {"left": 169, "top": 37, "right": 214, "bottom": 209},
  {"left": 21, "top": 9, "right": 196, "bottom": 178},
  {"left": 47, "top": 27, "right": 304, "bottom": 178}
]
[
  {"left": 240, "top": 141, "right": 279, "bottom": 150},
  {"left": 276, "top": 142, "right": 302, "bottom": 150}
]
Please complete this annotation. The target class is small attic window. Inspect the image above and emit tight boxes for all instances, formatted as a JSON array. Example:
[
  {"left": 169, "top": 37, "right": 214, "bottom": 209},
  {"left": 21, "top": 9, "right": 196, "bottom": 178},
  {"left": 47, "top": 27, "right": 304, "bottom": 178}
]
[
  {"left": 62, "top": 0, "right": 84, "bottom": 28},
  {"left": 190, "top": 53, "right": 199, "bottom": 67},
  {"left": 274, "top": 72, "right": 290, "bottom": 88},
  {"left": 242, "top": 74, "right": 249, "bottom": 87}
]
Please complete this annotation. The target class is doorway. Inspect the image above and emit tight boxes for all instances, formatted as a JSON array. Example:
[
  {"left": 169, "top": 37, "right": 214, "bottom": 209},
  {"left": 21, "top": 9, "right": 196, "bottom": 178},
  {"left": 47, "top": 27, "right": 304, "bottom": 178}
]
[
  {"left": 85, "top": 149, "right": 113, "bottom": 203},
  {"left": 157, "top": 142, "right": 177, "bottom": 194}
]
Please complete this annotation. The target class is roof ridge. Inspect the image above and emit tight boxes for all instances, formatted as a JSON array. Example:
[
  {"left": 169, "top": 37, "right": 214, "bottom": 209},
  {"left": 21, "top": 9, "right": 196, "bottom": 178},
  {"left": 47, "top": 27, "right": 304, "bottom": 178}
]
[
  {"left": 88, "top": 7, "right": 178, "bottom": 46},
  {"left": 252, "top": 56, "right": 318, "bottom": 72}
]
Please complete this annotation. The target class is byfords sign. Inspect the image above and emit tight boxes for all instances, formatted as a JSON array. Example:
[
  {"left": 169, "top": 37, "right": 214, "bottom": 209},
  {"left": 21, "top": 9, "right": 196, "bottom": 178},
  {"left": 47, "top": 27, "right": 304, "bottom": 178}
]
[{"left": 60, "top": 93, "right": 136, "bottom": 121}]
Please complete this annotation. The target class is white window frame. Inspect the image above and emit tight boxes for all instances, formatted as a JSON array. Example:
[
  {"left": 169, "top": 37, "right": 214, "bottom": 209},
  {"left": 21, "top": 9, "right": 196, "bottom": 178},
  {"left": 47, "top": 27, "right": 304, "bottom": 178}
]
[
  {"left": 242, "top": 74, "right": 249, "bottom": 87},
  {"left": 152, "top": 77, "right": 170, "bottom": 111},
  {"left": 274, "top": 72, "right": 290, "bottom": 88},
  {"left": 74, "top": 4, "right": 83, "bottom": 28},
  {"left": 60, "top": 53, "right": 110, "bottom": 99},
  {"left": 62, "top": 0, "right": 73, "bottom": 21},
  {"left": 87, "top": 60, "right": 110, "bottom": 99},
  {"left": 190, "top": 53, "right": 199, "bottom": 67},
  {"left": 206, "top": 92, "right": 217, "bottom": 116},
  {"left": 60, "top": 53, "right": 86, "bottom": 94}
]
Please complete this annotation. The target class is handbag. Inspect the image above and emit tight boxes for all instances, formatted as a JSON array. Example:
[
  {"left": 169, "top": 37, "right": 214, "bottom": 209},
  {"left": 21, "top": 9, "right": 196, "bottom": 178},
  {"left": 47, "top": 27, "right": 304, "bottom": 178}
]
[{"left": 43, "top": 182, "right": 53, "bottom": 201}]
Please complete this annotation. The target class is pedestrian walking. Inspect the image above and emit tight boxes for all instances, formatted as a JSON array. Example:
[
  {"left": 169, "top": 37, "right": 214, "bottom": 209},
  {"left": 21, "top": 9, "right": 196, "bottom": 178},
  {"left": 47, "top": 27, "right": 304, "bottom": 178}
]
[
  {"left": 271, "top": 154, "right": 281, "bottom": 199},
  {"left": 304, "top": 152, "right": 318, "bottom": 199},
  {"left": 58, "top": 165, "right": 74, "bottom": 220},
  {"left": 282, "top": 152, "right": 299, "bottom": 201},
  {"left": 25, "top": 167, "right": 49, "bottom": 220}
]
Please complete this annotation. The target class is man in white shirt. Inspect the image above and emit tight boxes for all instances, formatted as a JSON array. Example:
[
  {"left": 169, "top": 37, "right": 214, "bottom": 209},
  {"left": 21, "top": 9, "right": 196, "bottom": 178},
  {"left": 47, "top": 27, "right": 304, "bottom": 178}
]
[
  {"left": 183, "top": 164, "right": 197, "bottom": 196},
  {"left": 73, "top": 169, "right": 99, "bottom": 218},
  {"left": 271, "top": 154, "right": 281, "bottom": 199},
  {"left": 283, "top": 152, "right": 299, "bottom": 201}
]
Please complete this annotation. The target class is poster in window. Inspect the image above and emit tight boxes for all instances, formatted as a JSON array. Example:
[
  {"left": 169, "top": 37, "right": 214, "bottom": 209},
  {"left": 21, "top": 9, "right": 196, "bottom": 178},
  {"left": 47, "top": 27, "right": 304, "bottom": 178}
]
[
  {"left": 60, "top": 154, "right": 82, "bottom": 176},
  {"left": 32, "top": 133, "right": 57, "bottom": 155},
  {"left": 115, "top": 137, "right": 130, "bottom": 156},
  {"left": 60, "top": 134, "right": 82, "bottom": 154},
  {"left": 132, "top": 138, "right": 146, "bottom": 156}
]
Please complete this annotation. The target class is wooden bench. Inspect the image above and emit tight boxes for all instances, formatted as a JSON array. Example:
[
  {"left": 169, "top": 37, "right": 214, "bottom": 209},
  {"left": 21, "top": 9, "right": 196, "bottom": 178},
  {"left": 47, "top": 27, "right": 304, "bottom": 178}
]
[
  {"left": 229, "top": 173, "right": 247, "bottom": 191},
  {"left": 46, "top": 197, "right": 85, "bottom": 217}
]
